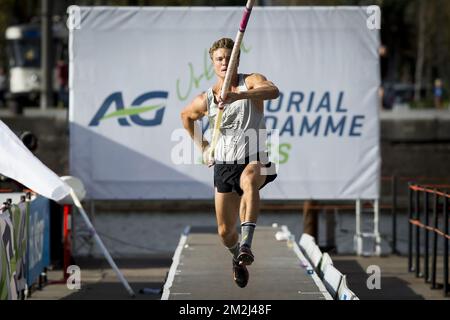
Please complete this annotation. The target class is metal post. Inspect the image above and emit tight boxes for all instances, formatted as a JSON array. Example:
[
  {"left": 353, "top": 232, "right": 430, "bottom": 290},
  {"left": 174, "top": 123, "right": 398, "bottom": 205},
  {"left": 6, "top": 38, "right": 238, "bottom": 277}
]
[
  {"left": 374, "top": 199, "right": 381, "bottom": 256},
  {"left": 415, "top": 186, "right": 421, "bottom": 277},
  {"left": 40, "top": 0, "right": 54, "bottom": 110},
  {"left": 392, "top": 176, "right": 398, "bottom": 254},
  {"left": 431, "top": 191, "right": 438, "bottom": 289},
  {"left": 70, "top": 189, "right": 135, "bottom": 297},
  {"left": 424, "top": 191, "right": 429, "bottom": 282},
  {"left": 443, "top": 192, "right": 448, "bottom": 296},
  {"left": 408, "top": 184, "right": 413, "bottom": 272},
  {"left": 355, "top": 199, "right": 362, "bottom": 256}
]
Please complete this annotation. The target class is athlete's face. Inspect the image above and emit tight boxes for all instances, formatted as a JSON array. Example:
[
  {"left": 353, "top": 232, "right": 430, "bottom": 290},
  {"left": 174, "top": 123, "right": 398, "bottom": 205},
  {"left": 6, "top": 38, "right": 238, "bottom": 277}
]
[{"left": 212, "top": 48, "right": 238, "bottom": 78}]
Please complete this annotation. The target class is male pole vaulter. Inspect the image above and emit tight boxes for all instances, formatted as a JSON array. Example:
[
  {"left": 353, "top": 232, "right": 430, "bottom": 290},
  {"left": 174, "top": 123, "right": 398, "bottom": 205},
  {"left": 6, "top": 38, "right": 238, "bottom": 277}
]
[{"left": 181, "top": 0, "right": 279, "bottom": 288}]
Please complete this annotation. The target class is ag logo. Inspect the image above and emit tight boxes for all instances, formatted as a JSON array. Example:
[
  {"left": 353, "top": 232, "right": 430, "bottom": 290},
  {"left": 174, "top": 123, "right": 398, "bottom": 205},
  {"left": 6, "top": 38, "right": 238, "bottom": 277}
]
[{"left": 89, "top": 91, "right": 168, "bottom": 127}]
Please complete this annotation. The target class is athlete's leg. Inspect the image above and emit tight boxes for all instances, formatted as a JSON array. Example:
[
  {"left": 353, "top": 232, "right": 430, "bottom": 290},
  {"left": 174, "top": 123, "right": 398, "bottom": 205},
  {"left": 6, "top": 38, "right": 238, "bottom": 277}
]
[
  {"left": 239, "top": 162, "right": 266, "bottom": 224},
  {"left": 215, "top": 189, "right": 241, "bottom": 249},
  {"left": 215, "top": 189, "right": 249, "bottom": 288},
  {"left": 237, "top": 163, "right": 267, "bottom": 265}
]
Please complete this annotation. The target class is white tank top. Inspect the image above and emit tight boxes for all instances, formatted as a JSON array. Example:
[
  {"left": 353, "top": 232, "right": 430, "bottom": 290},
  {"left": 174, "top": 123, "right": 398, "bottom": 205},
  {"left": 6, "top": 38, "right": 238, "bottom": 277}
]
[{"left": 206, "top": 74, "right": 268, "bottom": 163}]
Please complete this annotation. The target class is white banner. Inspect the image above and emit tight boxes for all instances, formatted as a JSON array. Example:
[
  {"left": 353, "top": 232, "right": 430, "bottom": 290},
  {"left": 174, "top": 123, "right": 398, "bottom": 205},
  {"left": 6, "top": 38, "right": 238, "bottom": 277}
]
[
  {"left": 69, "top": 7, "right": 381, "bottom": 200},
  {"left": 0, "top": 120, "right": 70, "bottom": 201}
]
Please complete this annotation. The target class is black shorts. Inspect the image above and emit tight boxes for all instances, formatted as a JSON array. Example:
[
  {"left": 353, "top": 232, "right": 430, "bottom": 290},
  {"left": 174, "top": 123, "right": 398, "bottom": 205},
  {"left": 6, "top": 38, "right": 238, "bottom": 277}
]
[{"left": 214, "top": 161, "right": 277, "bottom": 196}]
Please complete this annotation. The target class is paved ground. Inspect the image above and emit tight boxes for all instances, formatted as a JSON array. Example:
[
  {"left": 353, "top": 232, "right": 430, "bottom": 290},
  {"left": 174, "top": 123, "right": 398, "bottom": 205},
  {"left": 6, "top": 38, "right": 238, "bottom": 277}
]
[
  {"left": 163, "top": 226, "right": 330, "bottom": 300},
  {"left": 27, "top": 255, "right": 171, "bottom": 300},
  {"left": 332, "top": 255, "right": 449, "bottom": 300},
  {"left": 27, "top": 233, "right": 449, "bottom": 300}
]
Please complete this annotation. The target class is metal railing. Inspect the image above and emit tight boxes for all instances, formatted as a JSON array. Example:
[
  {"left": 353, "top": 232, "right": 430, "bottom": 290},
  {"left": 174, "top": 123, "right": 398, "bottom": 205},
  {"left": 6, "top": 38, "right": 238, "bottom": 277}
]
[{"left": 408, "top": 183, "right": 449, "bottom": 297}]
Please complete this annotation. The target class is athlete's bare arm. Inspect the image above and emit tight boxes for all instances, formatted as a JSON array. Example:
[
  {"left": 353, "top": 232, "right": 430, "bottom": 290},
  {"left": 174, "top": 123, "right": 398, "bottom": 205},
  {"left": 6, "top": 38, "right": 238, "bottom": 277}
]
[
  {"left": 181, "top": 93, "right": 209, "bottom": 151},
  {"left": 219, "top": 73, "right": 279, "bottom": 111},
  {"left": 243, "top": 73, "right": 279, "bottom": 100}
]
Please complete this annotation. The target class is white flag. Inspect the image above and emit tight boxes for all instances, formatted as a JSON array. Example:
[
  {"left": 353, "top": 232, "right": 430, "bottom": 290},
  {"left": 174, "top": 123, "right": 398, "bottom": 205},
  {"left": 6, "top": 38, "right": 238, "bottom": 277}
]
[{"left": 0, "top": 120, "right": 70, "bottom": 201}]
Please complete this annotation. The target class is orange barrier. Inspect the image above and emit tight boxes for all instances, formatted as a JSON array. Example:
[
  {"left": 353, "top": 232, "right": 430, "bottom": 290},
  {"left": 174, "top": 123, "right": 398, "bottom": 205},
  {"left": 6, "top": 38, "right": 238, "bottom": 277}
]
[
  {"left": 409, "top": 185, "right": 450, "bottom": 199},
  {"left": 408, "top": 184, "right": 449, "bottom": 297},
  {"left": 409, "top": 219, "right": 450, "bottom": 240}
]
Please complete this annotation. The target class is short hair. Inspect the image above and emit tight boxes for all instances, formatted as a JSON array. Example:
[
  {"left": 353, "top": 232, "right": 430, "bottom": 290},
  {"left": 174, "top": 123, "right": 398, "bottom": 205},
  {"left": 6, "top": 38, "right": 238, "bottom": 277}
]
[{"left": 209, "top": 37, "right": 240, "bottom": 61}]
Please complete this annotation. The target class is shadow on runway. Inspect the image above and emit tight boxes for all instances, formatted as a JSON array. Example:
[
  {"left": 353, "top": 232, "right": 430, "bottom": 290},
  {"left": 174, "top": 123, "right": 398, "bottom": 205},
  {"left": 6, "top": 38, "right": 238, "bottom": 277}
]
[{"left": 333, "top": 259, "right": 425, "bottom": 300}]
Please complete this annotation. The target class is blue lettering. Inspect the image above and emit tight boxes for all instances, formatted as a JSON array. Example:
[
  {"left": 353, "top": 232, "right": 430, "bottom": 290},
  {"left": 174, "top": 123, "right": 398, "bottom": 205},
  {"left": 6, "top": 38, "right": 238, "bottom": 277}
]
[
  {"left": 307, "top": 92, "right": 315, "bottom": 112},
  {"left": 316, "top": 92, "right": 331, "bottom": 113},
  {"left": 349, "top": 115, "right": 365, "bottom": 137},
  {"left": 287, "top": 92, "right": 304, "bottom": 112},
  {"left": 89, "top": 92, "right": 130, "bottom": 126},
  {"left": 336, "top": 92, "right": 347, "bottom": 112},
  {"left": 129, "top": 91, "right": 168, "bottom": 126},
  {"left": 324, "top": 116, "right": 346, "bottom": 136},
  {"left": 89, "top": 91, "right": 168, "bottom": 127},
  {"left": 280, "top": 116, "right": 294, "bottom": 137},
  {"left": 266, "top": 92, "right": 283, "bottom": 112},
  {"left": 300, "top": 116, "right": 321, "bottom": 136}
]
